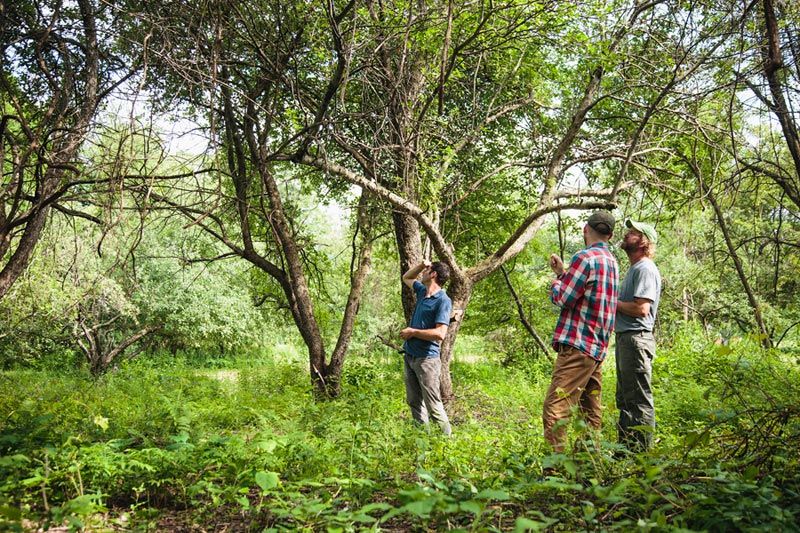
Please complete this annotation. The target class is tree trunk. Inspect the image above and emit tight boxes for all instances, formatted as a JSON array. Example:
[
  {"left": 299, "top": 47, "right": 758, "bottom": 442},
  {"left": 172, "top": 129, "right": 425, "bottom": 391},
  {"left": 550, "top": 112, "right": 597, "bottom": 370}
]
[
  {"left": 392, "top": 212, "right": 423, "bottom": 323},
  {"left": 75, "top": 320, "right": 158, "bottom": 376},
  {"left": 325, "top": 193, "right": 374, "bottom": 396},
  {"left": 0, "top": 0, "right": 101, "bottom": 301},
  {"left": 0, "top": 204, "right": 50, "bottom": 299},
  {"left": 258, "top": 166, "right": 330, "bottom": 396},
  {"left": 289, "top": 0, "right": 663, "bottom": 401},
  {"left": 761, "top": 0, "right": 800, "bottom": 206},
  {"left": 682, "top": 287, "right": 691, "bottom": 322},
  {"left": 438, "top": 273, "right": 473, "bottom": 401}
]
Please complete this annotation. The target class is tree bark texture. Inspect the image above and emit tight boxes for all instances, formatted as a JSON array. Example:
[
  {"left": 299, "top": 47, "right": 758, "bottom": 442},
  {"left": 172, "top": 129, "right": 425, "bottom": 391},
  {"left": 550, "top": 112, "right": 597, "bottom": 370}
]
[
  {"left": 437, "top": 274, "right": 473, "bottom": 401},
  {"left": 761, "top": 0, "right": 800, "bottom": 205},
  {"left": 392, "top": 212, "right": 423, "bottom": 323}
]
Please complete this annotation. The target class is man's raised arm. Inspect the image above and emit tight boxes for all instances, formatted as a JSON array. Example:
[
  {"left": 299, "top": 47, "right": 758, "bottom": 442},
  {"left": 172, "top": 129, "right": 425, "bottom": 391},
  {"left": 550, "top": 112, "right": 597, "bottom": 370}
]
[{"left": 402, "top": 260, "right": 431, "bottom": 289}]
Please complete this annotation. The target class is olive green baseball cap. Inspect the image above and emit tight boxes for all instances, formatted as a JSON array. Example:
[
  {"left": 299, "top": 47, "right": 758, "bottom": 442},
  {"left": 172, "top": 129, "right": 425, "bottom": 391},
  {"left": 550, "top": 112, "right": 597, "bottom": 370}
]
[
  {"left": 625, "top": 219, "right": 658, "bottom": 244},
  {"left": 587, "top": 210, "right": 615, "bottom": 235}
]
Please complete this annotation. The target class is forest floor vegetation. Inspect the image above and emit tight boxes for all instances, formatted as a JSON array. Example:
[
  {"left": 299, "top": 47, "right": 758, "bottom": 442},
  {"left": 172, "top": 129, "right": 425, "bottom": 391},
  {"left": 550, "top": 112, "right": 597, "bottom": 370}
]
[{"left": 1, "top": 335, "right": 799, "bottom": 531}]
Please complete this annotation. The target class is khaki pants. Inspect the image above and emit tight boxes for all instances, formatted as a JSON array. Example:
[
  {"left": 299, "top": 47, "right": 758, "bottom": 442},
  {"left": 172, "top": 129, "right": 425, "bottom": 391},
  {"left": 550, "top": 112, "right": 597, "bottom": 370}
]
[
  {"left": 542, "top": 344, "right": 603, "bottom": 452},
  {"left": 404, "top": 354, "right": 452, "bottom": 436}
]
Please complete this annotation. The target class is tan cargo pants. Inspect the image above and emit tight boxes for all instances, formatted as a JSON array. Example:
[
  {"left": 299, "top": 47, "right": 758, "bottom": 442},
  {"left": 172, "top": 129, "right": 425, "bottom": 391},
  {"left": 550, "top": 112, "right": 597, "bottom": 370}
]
[{"left": 542, "top": 344, "right": 603, "bottom": 452}]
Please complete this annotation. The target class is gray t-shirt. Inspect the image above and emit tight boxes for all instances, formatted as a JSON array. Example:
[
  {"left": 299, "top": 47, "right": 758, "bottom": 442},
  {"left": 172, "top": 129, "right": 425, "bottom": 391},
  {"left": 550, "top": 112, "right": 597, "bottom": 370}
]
[{"left": 616, "top": 258, "right": 661, "bottom": 333}]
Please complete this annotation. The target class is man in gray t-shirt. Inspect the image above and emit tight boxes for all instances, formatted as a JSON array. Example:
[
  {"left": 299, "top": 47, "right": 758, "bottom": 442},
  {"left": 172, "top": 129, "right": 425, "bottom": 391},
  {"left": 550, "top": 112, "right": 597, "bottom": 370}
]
[{"left": 615, "top": 219, "right": 662, "bottom": 451}]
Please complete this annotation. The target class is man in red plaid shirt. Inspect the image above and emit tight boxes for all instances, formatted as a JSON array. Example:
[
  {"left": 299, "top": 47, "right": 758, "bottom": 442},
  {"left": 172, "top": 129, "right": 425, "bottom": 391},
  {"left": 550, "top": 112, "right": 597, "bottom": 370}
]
[{"left": 543, "top": 210, "right": 619, "bottom": 453}]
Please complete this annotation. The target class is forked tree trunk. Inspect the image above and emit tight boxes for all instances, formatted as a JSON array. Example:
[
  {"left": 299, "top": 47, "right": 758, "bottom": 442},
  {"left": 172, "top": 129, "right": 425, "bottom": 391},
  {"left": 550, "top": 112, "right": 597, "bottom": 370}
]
[
  {"left": 295, "top": 0, "right": 661, "bottom": 402},
  {"left": 258, "top": 167, "right": 330, "bottom": 396},
  {"left": 324, "top": 195, "right": 374, "bottom": 396},
  {"left": 75, "top": 323, "right": 159, "bottom": 376}
]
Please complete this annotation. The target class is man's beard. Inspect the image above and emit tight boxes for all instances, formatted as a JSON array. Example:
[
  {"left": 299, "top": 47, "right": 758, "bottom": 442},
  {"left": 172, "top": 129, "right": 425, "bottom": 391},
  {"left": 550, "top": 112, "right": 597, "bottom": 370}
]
[{"left": 620, "top": 240, "right": 640, "bottom": 252}]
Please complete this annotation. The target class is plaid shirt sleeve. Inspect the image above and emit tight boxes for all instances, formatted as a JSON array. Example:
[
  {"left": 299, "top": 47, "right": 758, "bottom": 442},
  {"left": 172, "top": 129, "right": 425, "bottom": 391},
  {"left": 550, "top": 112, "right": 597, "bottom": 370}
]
[{"left": 550, "top": 253, "right": 590, "bottom": 309}]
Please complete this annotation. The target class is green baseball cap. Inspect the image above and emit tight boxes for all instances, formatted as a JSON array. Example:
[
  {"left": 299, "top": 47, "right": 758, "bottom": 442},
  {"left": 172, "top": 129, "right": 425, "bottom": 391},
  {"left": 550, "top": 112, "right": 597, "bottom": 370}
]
[
  {"left": 587, "top": 210, "right": 615, "bottom": 235},
  {"left": 625, "top": 219, "right": 658, "bottom": 244}
]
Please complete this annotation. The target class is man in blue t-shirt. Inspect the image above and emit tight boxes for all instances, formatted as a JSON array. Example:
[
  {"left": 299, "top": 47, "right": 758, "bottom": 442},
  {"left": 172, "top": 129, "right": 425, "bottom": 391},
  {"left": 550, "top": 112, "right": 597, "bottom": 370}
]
[
  {"left": 400, "top": 260, "right": 453, "bottom": 435},
  {"left": 615, "top": 219, "right": 662, "bottom": 451}
]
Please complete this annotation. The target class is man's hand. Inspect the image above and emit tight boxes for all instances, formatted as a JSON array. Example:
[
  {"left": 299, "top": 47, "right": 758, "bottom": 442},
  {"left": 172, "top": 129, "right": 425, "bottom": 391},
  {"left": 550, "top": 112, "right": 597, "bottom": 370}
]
[
  {"left": 400, "top": 327, "right": 416, "bottom": 340},
  {"left": 402, "top": 260, "right": 433, "bottom": 288},
  {"left": 549, "top": 254, "right": 565, "bottom": 276}
]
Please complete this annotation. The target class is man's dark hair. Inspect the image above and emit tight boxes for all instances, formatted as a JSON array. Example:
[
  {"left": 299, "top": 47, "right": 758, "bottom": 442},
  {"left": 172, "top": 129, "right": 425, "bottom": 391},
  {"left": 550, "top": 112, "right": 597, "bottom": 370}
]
[{"left": 431, "top": 261, "right": 450, "bottom": 285}]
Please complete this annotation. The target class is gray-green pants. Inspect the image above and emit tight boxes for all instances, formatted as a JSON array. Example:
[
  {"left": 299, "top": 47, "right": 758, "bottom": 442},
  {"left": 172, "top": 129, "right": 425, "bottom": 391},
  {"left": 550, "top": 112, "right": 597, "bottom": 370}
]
[
  {"left": 404, "top": 354, "right": 452, "bottom": 436},
  {"left": 615, "top": 330, "right": 655, "bottom": 450}
]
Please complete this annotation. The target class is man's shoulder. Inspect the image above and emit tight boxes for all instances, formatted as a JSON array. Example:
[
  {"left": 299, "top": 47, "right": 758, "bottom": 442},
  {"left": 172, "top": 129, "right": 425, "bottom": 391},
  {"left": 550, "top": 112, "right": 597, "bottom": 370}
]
[
  {"left": 575, "top": 244, "right": 617, "bottom": 265},
  {"left": 437, "top": 290, "right": 453, "bottom": 306},
  {"left": 633, "top": 258, "right": 660, "bottom": 275},
  {"left": 570, "top": 247, "right": 594, "bottom": 263}
]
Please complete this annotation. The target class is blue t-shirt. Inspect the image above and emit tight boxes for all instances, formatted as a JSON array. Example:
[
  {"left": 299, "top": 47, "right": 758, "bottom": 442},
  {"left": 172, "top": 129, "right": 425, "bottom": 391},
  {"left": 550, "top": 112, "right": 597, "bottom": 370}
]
[
  {"left": 403, "top": 281, "right": 452, "bottom": 358},
  {"left": 616, "top": 258, "right": 661, "bottom": 333}
]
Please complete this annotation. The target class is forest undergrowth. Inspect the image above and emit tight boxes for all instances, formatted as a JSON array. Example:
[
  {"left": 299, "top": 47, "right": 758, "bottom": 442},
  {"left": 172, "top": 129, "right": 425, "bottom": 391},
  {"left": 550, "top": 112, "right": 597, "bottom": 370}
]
[{"left": 1, "top": 335, "right": 798, "bottom": 531}]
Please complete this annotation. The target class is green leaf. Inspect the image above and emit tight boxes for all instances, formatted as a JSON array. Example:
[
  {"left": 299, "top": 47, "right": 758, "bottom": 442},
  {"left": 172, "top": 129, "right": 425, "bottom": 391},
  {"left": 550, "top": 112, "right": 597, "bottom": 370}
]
[
  {"left": 255, "top": 471, "right": 279, "bottom": 491},
  {"left": 0, "top": 454, "right": 30, "bottom": 467},
  {"left": 743, "top": 466, "right": 759, "bottom": 481},
  {"left": 0, "top": 505, "right": 22, "bottom": 520},
  {"left": 459, "top": 500, "right": 482, "bottom": 515},
  {"left": 62, "top": 493, "right": 106, "bottom": 516},
  {"left": 93, "top": 415, "right": 109, "bottom": 431},
  {"left": 255, "top": 439, "right": 278, "bottom": 453},
  {"left": 350, "top": 514, "right": 378, "bottom": 524},
  {"left": 685, "top": 430, "right": 710, "bottom": 448},
  {"left": 358, "top": 502, "right": 392, "bottom": 514},
  {"left": 475, "top": 489, "right": 510, "bottom": 501},
  {"left": 403, "top": 499, "right": 436, "bottom": 518},
  {"left": 715, "top": 345, "right": 732, "bottom": 356},
  {"left": 645, "top": 466, "right": 663, "bottom": 480},
  {"left": 515, "top": 517, "right": 549, "bottom": 532}
]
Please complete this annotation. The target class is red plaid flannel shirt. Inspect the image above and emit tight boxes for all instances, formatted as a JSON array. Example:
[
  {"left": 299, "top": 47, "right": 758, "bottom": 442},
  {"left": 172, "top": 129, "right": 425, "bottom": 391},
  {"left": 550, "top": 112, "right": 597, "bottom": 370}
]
[{"left": 550, "top": 241, "right": 619, "bottom": 361}]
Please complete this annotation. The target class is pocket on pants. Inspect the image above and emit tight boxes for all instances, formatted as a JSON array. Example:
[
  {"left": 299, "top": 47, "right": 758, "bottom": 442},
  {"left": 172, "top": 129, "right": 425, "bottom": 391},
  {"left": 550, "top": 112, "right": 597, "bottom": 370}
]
[{"left": 631, "top": 334, "right": 654, "bottom": 373}]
